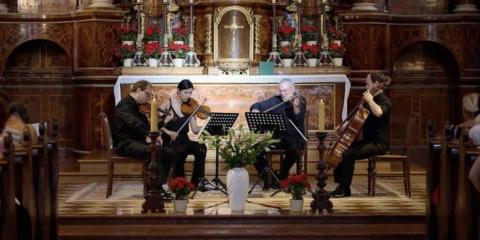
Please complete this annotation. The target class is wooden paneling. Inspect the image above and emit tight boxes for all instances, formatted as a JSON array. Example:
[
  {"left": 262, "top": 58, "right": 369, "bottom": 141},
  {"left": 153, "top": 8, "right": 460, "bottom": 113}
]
[
  {"left": 344, "top": 23, "right": 387, "bottom": 71},
  {"left": 388, "top": 0, "right": 449, "bottom": 14}
]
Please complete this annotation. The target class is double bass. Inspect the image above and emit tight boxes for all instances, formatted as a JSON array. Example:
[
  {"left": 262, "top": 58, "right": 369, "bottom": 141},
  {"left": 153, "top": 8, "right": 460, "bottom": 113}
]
[{"left": 326, "top": 82, "right": 388, "bottom": 168}]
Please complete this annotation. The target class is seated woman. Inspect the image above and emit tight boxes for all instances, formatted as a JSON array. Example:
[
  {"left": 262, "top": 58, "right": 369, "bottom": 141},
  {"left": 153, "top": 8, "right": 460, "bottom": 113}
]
[
  {"left": 4, "top": 101, "right": 38, "bottom": 146},
  {"left": 461, "top": 93, "right": 480, "bottom": 192}
]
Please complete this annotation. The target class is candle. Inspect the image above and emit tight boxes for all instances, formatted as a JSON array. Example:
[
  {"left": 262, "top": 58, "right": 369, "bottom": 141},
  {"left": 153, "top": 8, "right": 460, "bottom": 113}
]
[
  {"left": 318, "top": 99, "right": 325, "bottom": 131},
  {"left": 150, "top": 99, "right": 158, "bottom": 132},
  {"left": 272, "top": 0, "right": 276, "bottom": 3},
  {"left": 189, "top": 0, "right": 193, "bottom": 3}
]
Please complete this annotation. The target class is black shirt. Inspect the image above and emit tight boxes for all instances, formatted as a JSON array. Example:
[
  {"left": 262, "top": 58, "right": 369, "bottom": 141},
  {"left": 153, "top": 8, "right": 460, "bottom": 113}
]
[
  {"left": 362, "top": 92, "right": 391, "bottom": 146},
  {"left": 112, "top": 95, "right": 149, "bottom": 148}
]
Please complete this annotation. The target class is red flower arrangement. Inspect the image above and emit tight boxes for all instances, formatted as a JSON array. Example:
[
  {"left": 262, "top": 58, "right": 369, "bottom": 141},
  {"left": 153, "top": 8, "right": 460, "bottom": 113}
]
[
  {"left": 301, "top": 25, "right": 318, "bottom": 41},
  {"left": 172, "top": 25, "right": 188, "bottom": 42},
  {"left": 112, "top": 43, "right": 137, "bottom": 60},
  {"left": 329, "top": 42, "right": 345, "bottom": 58},
  {"left": 279, "top": 46, "right": 294, "bottom": 59},
  {"left": 278, "top": 23, "right": 295, "bottom": 42},
  {"left": 168, "top": 42, "right": 189, "bottom": 59},
  {"left": 144, "top": 41, "right": 163, "bottom": 59},
  {"left": 168, "top": 177, "right": 195, "bottom": 200},
  {"left": 144, "top": 23, "right": 161, "bottom": 42},
  {"left": 118, "top": 25, "right": 137, "bottom": 42},
  {"left": 327, "top": 26, "right": 346, "bottom": 41},
  {"left": 280, "top": 174, "right": 311, "bottom": 200},
  {"left": 301, "top": 43, "right": 319, "bottom": 59}
]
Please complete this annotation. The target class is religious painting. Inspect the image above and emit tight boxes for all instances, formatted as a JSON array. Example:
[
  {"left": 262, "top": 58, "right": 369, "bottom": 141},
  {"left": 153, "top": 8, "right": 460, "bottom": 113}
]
[{"left": 214, "top": 6, "right": 254, "bottom": 63}]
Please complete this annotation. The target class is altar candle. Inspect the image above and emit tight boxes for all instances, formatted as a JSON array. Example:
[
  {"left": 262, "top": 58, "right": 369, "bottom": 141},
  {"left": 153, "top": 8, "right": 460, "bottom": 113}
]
[
  {"left": 150, "top": 99, "right": 158, "bottom": 132},
  {"left": 272, "top": 0, "right": 276, "bottom": 3},
  {"left": 189, "top": 0, "right": 193, "bottom": 3},
  {"left": 318, "top": 99, "right": 325, "bottom": 131}
]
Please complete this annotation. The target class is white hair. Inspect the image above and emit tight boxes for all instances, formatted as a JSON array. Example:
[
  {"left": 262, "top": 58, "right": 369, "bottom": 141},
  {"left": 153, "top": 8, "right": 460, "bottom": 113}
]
[{"left": 279, "top": 78, "right": 295, "bottom": 89}]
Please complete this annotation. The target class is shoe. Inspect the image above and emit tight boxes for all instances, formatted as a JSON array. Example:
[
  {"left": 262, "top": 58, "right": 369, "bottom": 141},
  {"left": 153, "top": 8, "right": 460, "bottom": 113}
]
[
  {"left": 330, "top": 185, "right": 351, "bottom": 198},
  {"left": 196, "top": 180, "right": 211, "bottom": 192}
]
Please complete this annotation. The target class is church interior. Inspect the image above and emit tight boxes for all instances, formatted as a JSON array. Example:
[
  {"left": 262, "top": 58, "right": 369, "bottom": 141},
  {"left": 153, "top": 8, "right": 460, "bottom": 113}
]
[{"left": 1, "top": 0, "right": 480, "bottom": 239}]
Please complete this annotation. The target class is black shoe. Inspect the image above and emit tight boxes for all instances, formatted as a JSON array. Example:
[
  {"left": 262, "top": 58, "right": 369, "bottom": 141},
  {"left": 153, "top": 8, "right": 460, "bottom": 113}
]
[{"left": 330, "top": 185, "right": 351, "bottom": 198}]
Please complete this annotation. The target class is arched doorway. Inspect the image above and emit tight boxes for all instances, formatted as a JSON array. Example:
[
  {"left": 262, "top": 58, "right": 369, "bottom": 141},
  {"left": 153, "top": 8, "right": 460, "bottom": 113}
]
[
  {"left": 390, "top": 40, "right": 460, "bottom": 163},
  {"left": 4, "top": 39, "right": 74, "bottom": 147}
]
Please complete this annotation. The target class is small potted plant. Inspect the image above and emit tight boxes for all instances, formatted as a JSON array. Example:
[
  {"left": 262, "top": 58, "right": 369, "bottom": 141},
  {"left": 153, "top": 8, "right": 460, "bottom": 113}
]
[
  {"left": 199, "top": 126, "right": 279, "bottom": 212},
  {"left": 327, "top": 26, "right": 346, "bottom": 46},
  {"left": 144, "top": 41, "right": 163, "bottom": 67},
  {"left": 279, "top": 46, "right": 294, "bottom": 67},
  {"left": 329, "top": 42, "right": 345, "bottom": 67},
  {"left": 172, "top": 25, "right": 188, "bottom": 44},
  {"left": 118, "top": 25, "right": 137, "bottom": 45},
  {"left": 168, "top": 177, "right": 195, "bottom": 213},
  {"left": 280, "top": 174, "right": 311, "bottom": 212},
  {"left": 278, "top": 22, "right": 295, "bottom": 47},
  {"left": 168, "top": 42, "right": 189, "bottom": 67},
  {"left": 144, "top": 22, "right": 161, "bottom": 43},
  {"left": 301, "top": 43, "right": 319, "bottom": 67},
  {"left": 113, "top": 43, "right": 137, "bottom": 67},
  {"left": 301, "top": 25, "right": 318, "bottom": 45}
]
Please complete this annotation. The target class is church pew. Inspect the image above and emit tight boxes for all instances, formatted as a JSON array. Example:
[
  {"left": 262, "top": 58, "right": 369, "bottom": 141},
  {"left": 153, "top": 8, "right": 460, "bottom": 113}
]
[{"left": 0, "top": 133, "right": 17, "bottom": 240}]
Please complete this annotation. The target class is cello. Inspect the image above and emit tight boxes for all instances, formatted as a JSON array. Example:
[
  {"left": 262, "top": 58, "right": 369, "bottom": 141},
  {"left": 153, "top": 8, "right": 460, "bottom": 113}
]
[{"left": 326, "top": 81, "right": 389, "bottom": 168}]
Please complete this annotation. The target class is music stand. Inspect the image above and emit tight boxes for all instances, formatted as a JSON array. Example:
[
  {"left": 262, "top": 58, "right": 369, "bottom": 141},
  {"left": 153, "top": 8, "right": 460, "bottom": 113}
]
[
  {"left": 245, "top": 112, "right": 286, "bottom": 193},
  {"left": 202, "top": 112, "right": 238, "bottom": 195}
]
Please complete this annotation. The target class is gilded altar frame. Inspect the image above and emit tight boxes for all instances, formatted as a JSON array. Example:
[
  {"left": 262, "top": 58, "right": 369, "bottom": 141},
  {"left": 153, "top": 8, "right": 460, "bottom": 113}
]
[{"left": 213, "top": 6, "right": 255, "bottom": 64}]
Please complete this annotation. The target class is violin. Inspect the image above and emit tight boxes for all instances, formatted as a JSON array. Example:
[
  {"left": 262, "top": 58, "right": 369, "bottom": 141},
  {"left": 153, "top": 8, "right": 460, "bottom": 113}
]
[
  {"left": 181, "top": 98, "right": 211, "bottom": 120},
  {"left": 264, "top": 94, "right": 305, "bottom": 113}
]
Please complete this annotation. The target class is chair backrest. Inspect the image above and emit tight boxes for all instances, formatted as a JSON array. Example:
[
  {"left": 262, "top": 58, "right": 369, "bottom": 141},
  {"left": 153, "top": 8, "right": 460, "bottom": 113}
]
[
  {"left": 100, "top": 112, "right": 114, "bottom": 156},
  {"left": 404, "top": 112, "right": 420, "bottom": 155}
]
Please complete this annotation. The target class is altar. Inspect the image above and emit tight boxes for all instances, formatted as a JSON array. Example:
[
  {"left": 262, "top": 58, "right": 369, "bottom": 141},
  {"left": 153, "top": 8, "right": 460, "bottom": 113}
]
[{"left": 114, "top": 74, "right": 351, "bottom": 131}]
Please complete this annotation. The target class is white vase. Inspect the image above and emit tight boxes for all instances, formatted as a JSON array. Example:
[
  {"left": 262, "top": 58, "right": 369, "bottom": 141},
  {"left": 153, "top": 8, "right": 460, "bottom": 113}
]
[
  {"left": 280, "top": 41, "right": 291, "bottom": 47},
  {"left": 122, "top": 41, "right": 135, "bottom": 46},
  {"left": 227, "top": 167, "right": 249, "bottom": 212},
  {"left": 173, "top": 58, "right": 185, "bottom": 67},
  {"left": 333, "top": 57, "right": 343, "bottom": 67},
  {"left": 173, "top": 199, "right": 188, "bottom": 213},
  {"left": 306, "top": 40, "right": 317, "bottom": 46},
  {"left": 307, "top": 58, "right": 317, "bottom": 67},
  {"left": 123, "top": 58, "right": 133, "bottom": 67},
  {"left": 282, "top": 58, "right": 293, "bottom": 67},
  {"left": 174, "top": 40, "right": 184, "bottom": 45},
  {"left": 289, "top": 199, "right": 304, "bottom": 212},
  {"left": 148, "top": 58, "right": 158, "bottom": 67}
]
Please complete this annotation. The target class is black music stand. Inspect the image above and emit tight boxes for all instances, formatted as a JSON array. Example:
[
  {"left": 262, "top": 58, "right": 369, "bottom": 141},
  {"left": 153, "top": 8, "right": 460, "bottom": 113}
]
[
  {"left": 202, "top": 112, "right": 238, "bottom": 195},
  {"left": 245, "top": 112, "right": 287, "bottom": 193}
]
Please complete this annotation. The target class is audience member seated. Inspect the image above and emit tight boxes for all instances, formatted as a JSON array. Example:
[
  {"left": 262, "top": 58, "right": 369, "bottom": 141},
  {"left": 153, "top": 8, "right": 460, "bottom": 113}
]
[
  {"left": 461, "top": 93, "right": 480, "bottom": 192},
  {"left": 4, "top": 101, "right": 38, "bottom": 146}
]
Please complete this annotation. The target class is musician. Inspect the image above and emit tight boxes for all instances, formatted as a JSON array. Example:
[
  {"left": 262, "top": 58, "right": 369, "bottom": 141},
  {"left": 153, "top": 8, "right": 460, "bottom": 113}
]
[
  {"left": 251, "top": 78, "right": 306, "bottom": 182},
  {"left": 460, "top": 93, "right": 480, "bottom": 192},
  {"left": 112, "top": 80, "right": 175, "bottom": 185},
  {"left": 159, "top": 79, "right": 207, "bottom": 188},
  {"left": 331, "top": 72, "right": 392, "bottom": 197}
]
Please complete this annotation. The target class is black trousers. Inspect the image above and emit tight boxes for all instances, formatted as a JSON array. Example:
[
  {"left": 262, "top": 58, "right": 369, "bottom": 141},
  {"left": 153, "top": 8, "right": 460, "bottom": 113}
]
[
  {"left": 254, "top": 138, "right": 300, "bottom": 180},
  {"left": 168, "top": 139, "right": 207, "bottom": 185},
  {"left": 333, "top": 141, "right": 388, "bottom": 189},
  {"left": 118, "top": 141, "right": 176, "bottom": 184}
]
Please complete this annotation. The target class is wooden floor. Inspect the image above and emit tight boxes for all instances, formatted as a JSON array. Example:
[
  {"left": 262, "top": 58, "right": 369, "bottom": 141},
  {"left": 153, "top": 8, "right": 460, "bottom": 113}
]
[{"left": 57, "top": 174, "right": 426, "bottom": 240}]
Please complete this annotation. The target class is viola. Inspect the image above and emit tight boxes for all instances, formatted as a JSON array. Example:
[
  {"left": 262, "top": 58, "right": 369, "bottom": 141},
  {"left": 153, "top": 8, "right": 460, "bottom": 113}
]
[
  {"left": 181, "top": 98, "right": 211, "bottom": 120},
  {"left": 263, "top": 94, "right": 305, "bottom": 113}
]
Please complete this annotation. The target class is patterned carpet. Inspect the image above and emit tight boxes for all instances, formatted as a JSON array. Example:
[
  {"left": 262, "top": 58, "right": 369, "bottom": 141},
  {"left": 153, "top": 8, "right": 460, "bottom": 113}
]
[{"left": 58, "top": 175, "right": 426, "bottom": 216}]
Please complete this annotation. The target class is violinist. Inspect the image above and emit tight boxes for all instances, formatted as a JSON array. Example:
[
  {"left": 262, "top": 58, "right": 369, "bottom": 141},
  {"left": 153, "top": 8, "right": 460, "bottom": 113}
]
[
  {"left": 251, "top": 79, "right": 306, "bottom": 183},
  {"left": 331, "top": 72, "right": 392, "bottom": 198},
  {"left": 159, "top": 79, "right": 207, "bottom": 189},
  {"left": 112, "top": 80, "right": 176, "bottom": 187}
]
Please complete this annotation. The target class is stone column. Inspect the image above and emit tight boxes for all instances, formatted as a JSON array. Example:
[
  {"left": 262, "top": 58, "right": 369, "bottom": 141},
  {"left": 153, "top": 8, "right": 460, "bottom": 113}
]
[
  {"left": 88, "top": 0, "right": 115, "bottom": 8},
  {"left": 0, "top": 0, "right": 8, "bottom": 13},
  {"left": 453, "top": 0, "right": 478, "bottom": 13},
  {"left": 351, "top": 0, "right": 378, "bottom": 11}
]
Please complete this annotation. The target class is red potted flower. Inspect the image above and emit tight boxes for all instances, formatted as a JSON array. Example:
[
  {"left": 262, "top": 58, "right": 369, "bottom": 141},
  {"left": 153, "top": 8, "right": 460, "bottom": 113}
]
[
  {"left": 144, "top": 23, "right": 161, "bottom": 43},
  {"left": 280, "top": 174, "right": 311, "bottom": 212},
  {"left": 278, "top": 23, "right": 295, "bottom": 44},
  {"left": 118, "top": 25, "right": 137, "bottom": 44},
  {"left": 279, "top": 46, "right": 294, "bottom": 67},
  {"left": 168, "top": 177, "right": 195, "bottom": 213},
  {"left": 168, "top": 42, "right": 189, "bottom": 67},
  {"left": 301, "top": 25, "right": 318, "bottom": 43},
  {"left": 113, "top": 43, "right": 137, "bottom": 67},
  {"left": 172, "top": 25, "right": 188, "bottom": 44},
  {"left": 144, "top": 41, "right": 163, "bottom": 67},
  {"left": 329, "top": 42, "right": 346, "bottom": 67},
  {"left": 301, "top": 43, "right": 319, "bottom": 67}
]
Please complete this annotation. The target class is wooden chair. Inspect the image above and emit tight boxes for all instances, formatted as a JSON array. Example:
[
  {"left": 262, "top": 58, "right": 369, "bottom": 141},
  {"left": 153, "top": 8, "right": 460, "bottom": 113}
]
[
  {"left": 1, "top": 133, "right": 17, "bottom": 240},
  {"left": 367, "top": 112, "right": 419, "bottom": 197},
  {"left": 100, "top": 112, "right": 144, "bottom": 198}
]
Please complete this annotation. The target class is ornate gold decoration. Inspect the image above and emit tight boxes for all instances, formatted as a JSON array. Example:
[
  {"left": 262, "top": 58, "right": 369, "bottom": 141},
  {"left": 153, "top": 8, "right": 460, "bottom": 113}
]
[
  {"left": 217, "top": 62, "right": 250, "bottom": 75},
  {"left": 254, "top": 15, "right": 262, "bottom": 54},
  {"left": 168, "top": 0, "right": 179, "bottom": 12},
  {"left": 205, "top": 14, "right": 213, "bottom": 54}
]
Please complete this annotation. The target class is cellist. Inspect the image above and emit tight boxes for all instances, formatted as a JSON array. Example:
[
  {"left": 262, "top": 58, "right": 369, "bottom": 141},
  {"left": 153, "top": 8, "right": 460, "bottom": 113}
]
[
  {"left": 158, "top": 79, "right": 208, "bottom": 190},
  {"left": 331, "top": 72, "right": 392, "bottom": 197}
]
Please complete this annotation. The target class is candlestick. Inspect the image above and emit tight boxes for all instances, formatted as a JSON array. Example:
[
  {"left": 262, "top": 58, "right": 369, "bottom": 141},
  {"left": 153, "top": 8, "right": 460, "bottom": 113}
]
[
  {"left": 150, "top": 99, "right": 158, "bottom": 132},
  {"left": 318, "top": 99, "right": 325, "bottom": 131}
]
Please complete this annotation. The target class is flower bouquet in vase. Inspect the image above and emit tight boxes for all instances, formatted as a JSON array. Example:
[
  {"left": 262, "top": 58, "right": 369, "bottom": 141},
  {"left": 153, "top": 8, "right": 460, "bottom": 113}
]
[
  {"left": 301, "top": 43, "right": 319, "bottom": 67},
  {"left": 168, "top": 177, "right": 195, "bottom": 213},
  {"left": 329, "top": 42, "right": 345, "bottom": 67},
  {"left": 280, "top": 174, "right": 311, "bottom": 212},
  {"left": 278, "top": 22, "right": 295, "bottom": 47},
  {"left": 168, "top": 42, "right": 189, "bottom": 67},
  {"left": 143, "top": 23, "right": 161, "bottom": 43},
  {"left": 279, "top": 46, "right": 294, "bottom": 67}
]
